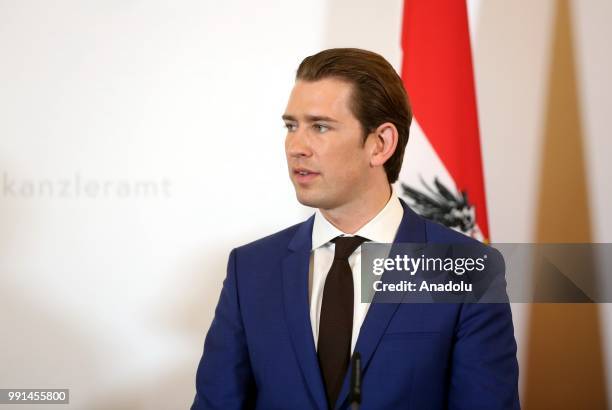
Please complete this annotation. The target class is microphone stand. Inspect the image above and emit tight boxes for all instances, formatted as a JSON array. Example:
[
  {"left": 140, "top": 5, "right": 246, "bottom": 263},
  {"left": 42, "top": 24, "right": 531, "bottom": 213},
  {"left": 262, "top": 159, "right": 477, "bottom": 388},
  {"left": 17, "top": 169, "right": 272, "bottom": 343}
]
[{"left": 349, "top": 352, "right": 362, "bottom": 410}]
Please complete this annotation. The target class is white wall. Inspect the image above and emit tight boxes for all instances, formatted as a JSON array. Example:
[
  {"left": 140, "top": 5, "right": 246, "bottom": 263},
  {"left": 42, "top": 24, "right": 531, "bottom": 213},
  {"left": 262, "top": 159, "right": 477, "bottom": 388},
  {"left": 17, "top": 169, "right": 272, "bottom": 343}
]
[
  {"left": 0, "top": 1, "right": 326, "bottom": 408},
  {"left": 0, "top": 1, "right": 611, "bottom": 408}
]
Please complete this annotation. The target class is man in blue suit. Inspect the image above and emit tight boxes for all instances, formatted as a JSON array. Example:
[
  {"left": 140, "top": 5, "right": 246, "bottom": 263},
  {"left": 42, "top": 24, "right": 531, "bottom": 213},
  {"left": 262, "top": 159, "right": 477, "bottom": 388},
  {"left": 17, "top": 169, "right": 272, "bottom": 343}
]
[{"left": 192, "top": 48, "right": 520, "bottom": 409}]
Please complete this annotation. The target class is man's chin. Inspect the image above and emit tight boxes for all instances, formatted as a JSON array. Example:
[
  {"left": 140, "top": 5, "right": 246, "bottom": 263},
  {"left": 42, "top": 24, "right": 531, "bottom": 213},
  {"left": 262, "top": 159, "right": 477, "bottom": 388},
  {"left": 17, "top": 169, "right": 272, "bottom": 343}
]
[
  {"left": 294, "top": 194, "right": 318, "bottom": 209},
  {"left": 294, "top": 190, "right": 324, "bottom": 209},
  {"left": 294, "top": 191, "right": 339, "bottom": 210}
]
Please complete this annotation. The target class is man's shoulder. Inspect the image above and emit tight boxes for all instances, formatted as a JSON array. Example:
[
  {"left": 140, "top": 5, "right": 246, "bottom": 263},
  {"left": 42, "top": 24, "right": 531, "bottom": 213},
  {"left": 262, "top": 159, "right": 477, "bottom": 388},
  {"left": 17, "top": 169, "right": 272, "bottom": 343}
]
[
  {"left": 422, "top": 216, "right": 483, "bottom": 247},
  {"left": 417, "top": 214, "right": 499, "bottom": 265},
  {"left": 234, "top": 215, "right": 314, "bottom": 256}
]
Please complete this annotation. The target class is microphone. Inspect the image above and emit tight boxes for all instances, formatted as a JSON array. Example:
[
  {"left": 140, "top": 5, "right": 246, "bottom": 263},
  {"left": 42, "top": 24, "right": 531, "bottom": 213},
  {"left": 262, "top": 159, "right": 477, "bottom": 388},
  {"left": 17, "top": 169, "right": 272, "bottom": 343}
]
[{"left": 350, "top": 352, "right": 362, "bottom": 410}]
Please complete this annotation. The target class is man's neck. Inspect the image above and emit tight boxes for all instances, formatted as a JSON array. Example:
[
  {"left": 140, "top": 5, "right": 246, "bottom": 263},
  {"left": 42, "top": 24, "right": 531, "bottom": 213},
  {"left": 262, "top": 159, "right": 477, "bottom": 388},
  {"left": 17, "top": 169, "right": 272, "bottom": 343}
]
[{"left": 319, "top": 183, "right": 392, "bottom": 234}]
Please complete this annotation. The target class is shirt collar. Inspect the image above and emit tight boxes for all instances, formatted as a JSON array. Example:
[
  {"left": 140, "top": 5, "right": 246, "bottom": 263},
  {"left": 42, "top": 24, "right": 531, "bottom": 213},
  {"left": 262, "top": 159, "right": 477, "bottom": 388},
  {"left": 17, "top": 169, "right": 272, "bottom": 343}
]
[{"left": 311, "top": 187, "right": 404, "bottom": 250}]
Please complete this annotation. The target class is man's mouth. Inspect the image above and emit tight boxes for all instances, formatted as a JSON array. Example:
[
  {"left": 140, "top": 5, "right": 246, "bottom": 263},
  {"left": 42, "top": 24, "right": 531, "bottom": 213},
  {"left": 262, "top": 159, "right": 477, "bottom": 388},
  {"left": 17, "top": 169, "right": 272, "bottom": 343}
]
[
  {"left": 293, "top": 168, "right": 319, "bottom": 175},
  {"left": 293, "top": 168, "right": 320, "bottom": 183}
]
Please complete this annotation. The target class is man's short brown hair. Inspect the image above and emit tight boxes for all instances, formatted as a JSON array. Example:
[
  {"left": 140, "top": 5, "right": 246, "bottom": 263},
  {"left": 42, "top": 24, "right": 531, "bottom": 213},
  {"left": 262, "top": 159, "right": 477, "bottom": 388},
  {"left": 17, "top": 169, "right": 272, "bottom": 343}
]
[{"left": 296, "top": 48, "right": 412, "bottom": 184}]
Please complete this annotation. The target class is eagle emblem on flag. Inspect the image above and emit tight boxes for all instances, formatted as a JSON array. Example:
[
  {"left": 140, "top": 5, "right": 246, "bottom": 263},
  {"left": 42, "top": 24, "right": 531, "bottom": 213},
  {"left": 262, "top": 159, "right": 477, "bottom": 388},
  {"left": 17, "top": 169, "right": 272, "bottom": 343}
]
[{"left": 401, "top": 178, "right": 484, "bottom": 241}]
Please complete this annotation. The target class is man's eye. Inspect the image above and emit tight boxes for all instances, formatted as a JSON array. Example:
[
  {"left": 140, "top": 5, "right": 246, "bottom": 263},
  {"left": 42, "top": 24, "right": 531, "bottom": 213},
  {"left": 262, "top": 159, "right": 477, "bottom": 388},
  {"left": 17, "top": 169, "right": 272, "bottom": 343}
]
[
  {"left": 313, "top": 124, "right": 330, "bottom": 133},
  {"left": 284, "top": 123, "right": 297, "bottom": 132}
]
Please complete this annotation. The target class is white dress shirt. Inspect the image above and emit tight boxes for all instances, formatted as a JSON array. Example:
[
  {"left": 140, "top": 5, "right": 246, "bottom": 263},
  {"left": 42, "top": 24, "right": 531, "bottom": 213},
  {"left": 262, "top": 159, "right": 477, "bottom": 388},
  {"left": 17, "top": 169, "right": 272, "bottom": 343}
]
[{"left": 309, "top": 188, "right": 404, "bottom": 354}]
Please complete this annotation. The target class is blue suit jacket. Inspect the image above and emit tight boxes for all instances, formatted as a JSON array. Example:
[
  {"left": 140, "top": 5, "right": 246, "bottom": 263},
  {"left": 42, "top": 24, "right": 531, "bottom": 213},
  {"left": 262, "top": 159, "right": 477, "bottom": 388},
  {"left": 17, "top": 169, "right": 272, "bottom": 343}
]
[{"left": 192, "top": 199, "right": 520, "bottom": 409}]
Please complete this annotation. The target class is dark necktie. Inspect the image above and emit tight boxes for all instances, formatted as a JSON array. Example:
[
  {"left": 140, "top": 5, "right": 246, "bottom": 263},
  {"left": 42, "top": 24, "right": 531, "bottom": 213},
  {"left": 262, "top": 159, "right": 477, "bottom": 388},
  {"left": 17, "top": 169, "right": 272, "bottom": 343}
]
[{"left": 317, "top": 235, "right": 368, "bottom": 409}]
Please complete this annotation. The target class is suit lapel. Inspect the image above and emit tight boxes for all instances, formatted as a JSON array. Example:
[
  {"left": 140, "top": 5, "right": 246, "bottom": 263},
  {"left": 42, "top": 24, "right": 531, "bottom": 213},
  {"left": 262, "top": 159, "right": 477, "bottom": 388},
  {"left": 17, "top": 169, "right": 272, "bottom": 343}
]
[
  {"left": 281, "top": 215, "right": 328, "bottom": 410},
  {"left": 335, "top": 199, "right": 427, "bottom": 409}
]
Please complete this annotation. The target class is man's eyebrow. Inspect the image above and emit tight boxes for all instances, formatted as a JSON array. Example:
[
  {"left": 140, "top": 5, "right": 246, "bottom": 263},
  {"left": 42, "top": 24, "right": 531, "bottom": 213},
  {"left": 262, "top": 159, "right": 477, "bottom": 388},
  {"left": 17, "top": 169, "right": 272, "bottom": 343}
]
[
  {"left": 305, "top": 115, "right": 338, "bottom": 123},
  {"left": 281, "top": 114, "right": 339, "bottom": 123}
]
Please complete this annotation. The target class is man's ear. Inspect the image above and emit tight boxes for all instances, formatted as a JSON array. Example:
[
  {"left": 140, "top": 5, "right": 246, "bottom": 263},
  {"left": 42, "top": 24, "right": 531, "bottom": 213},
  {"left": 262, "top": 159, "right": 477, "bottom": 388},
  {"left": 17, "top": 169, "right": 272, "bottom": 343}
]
[{"left": 369, "top": 122, "right": 398, "bottom": 167}]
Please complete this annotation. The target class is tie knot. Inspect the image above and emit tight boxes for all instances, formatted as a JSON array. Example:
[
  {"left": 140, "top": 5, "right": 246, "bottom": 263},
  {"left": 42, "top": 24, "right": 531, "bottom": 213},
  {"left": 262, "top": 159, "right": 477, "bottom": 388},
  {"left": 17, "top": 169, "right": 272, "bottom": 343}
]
[{"left": 332, "top": 235, "right": 368, "bottom": 260}]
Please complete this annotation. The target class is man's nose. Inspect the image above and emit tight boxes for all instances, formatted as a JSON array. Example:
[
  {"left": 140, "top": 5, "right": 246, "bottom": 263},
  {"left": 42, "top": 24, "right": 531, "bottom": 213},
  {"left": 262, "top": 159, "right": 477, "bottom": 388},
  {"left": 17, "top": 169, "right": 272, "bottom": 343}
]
[{"left": 286, "top": 129, "right": 312, "bottom": 157}]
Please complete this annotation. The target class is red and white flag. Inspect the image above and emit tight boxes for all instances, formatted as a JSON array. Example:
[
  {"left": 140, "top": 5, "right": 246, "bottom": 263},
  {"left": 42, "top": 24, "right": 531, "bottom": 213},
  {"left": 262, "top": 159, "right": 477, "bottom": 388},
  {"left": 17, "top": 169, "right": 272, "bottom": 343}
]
[{"left": 396, "top": 0, "right": 490, "bottom": 242}]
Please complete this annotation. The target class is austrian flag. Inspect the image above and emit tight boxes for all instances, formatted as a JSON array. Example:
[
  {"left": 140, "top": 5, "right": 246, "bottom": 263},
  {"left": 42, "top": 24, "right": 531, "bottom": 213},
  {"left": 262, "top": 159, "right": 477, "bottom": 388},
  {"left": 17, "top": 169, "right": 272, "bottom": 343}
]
[{"left": 397, "top": 0, "right": 490, "bottom": 242}]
